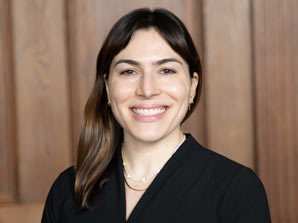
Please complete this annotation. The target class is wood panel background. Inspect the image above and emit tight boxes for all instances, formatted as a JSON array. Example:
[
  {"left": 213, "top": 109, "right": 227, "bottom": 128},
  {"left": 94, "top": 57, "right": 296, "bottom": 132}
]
[
  {"left": 252, "top": 0, "right": 298, "bottom": 221},
  {"left": 203, "top": 0, "right": 255, "bottom": 168},
  {"left": 0, "top": 0, "right": 297, "bottom": 222},
  {"left": 0, "top": 0, "right": 17, "bottom": 204}
]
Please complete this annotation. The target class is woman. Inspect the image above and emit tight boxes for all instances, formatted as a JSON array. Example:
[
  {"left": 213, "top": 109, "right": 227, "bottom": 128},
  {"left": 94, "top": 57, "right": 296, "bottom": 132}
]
[{"left": 42, "top": 8, "right": 271, "bottom": 222}]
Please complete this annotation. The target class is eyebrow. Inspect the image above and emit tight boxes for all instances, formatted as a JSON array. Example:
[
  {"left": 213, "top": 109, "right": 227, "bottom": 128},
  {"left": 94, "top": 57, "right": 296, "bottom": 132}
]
[{"left": 113, "top": 58, "right": 183, "bottom": 67}]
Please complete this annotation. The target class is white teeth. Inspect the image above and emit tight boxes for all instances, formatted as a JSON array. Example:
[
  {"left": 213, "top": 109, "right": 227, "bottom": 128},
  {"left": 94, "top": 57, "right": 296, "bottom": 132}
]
[{"left": 132, "top": 107, "right": 166, "bottom": 116}]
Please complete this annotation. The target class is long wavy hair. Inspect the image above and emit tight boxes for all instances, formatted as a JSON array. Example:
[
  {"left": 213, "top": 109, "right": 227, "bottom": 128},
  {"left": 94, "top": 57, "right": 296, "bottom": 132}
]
[{"left": 74, "top": 7, "right": 203, "bottom": 209}]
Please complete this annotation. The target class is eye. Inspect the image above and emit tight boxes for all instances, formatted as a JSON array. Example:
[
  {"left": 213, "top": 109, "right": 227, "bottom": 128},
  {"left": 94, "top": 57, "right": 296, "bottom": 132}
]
[
  {"left": 120, "top": 69, "right": 136, "bottom": 75},
  {"left": 160, "top": 68, "right": 176, "bottom": 74}
]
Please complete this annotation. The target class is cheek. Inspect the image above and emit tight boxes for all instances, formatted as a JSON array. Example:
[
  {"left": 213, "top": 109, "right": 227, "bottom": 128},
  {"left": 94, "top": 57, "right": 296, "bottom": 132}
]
[
  {"left": 164, "top": 78, "right": 190, "bottom": 100},
  {"left": 108, "top": 80, "right": 135, "bottom": 102}
]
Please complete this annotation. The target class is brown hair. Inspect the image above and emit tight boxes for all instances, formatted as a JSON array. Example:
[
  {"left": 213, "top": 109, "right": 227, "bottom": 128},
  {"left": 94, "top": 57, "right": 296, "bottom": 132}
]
[{"left": 74, "top": 7, "right": 203, "bottom": 209}]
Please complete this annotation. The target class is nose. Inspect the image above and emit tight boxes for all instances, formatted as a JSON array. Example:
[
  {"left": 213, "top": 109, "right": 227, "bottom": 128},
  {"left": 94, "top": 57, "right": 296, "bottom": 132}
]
[{"left": 136, "top": 72, "right": 161, "bottom": 98}]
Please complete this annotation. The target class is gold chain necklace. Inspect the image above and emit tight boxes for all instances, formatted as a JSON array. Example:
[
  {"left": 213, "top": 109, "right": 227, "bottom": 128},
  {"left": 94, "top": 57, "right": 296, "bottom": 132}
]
[
  {"left": 123, "top": 175, "right": 148, "bottom": 191},
  {"left": 121, "top": 135, "right": 186, "bottom": 183}
]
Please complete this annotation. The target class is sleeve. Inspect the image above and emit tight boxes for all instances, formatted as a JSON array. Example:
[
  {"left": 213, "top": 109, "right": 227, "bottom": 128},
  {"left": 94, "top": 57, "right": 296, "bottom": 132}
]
[
  {"left": 41, "top": 166, "right": 75, "bottom": 223},
  {"left": 217, "top": 167, "right": 271, "bottom": 223}
]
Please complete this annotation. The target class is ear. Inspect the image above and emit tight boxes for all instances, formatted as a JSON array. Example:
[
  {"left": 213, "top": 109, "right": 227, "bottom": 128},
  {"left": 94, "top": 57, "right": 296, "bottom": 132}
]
[{"left": 189, "top": 72, "right": 199, "bottom": 103}]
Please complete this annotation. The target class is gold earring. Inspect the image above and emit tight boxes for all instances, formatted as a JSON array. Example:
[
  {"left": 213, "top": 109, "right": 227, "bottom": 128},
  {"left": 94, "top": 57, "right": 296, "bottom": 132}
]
[
  {"left": 188, "top": 100, "right": 194, "bottom": 111},
  {"left": 107, "top": 98, "right": 111, "bottom": 106}
]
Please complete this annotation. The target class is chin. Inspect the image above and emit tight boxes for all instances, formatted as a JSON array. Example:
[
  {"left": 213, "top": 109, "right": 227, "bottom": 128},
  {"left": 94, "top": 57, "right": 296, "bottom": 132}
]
[{"left": 129, "top": 130, "right": 166, "bottom": 143}]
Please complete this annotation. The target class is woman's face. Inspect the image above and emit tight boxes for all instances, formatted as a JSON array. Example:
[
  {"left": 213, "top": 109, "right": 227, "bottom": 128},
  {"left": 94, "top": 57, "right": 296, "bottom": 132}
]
[{"left": 106, "top": 28, "right": 198, "bottom": 143}]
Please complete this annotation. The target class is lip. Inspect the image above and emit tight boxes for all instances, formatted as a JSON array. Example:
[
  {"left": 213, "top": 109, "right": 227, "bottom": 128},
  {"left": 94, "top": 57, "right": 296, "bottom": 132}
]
[
  {"left": 130, "top": 104, "right": 169, "bottom": 123},
  {"left": 130, "top": 104, "right": 169, "bottom": 109}
]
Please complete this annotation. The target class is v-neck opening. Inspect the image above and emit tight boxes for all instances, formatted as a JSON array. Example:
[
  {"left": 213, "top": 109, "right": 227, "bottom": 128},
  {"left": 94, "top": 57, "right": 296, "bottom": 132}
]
[
  {"left": 117, "top": 146, "right": 159, "bottom": 222},
  {"left": 116, "top": 134, "right": 196, "bottom": 222}
]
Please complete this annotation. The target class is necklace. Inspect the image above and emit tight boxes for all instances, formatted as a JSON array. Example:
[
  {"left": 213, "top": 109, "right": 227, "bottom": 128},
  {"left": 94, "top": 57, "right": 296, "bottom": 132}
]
[
  {"left": 122, "top": 135, "right": 186, "bottom": 183},
  {"left": 124, "top": 175, "right": 148, "bottom": 191}
]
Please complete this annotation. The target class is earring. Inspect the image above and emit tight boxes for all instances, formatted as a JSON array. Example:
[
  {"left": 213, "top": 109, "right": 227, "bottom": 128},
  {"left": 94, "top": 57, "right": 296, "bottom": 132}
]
[
  {"left": 105, "top": 83, "right": 110, "bottom": 106},
  {"left": 188, "top": 103, "right": 191, "bottom": 111}
]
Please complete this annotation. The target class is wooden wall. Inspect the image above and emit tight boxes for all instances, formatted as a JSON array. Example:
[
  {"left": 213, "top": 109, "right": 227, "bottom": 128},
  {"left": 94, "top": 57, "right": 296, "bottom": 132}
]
[
  {"left": 203, "top": 0, "right": 255, "bottom": 168},
  {"left": 0, "top": 0, "right": 17, "bottom": 204},
  {"left": 252, "top": 0, "right": 298, "bottom": 221},
  {"left": 0, "top": 0, "right": 297, "bottom": 222}
]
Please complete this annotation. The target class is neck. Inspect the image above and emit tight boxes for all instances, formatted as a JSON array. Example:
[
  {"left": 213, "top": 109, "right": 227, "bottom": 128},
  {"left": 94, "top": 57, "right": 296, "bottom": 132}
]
[{"left": 122, "top": 129, "right": 185, "bottom": 179}]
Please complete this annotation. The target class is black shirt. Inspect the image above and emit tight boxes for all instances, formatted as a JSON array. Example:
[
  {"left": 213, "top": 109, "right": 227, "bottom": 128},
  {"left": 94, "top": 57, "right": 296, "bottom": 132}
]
[{"left": 42, "top": 134, "right": 271, "bottom": 222}]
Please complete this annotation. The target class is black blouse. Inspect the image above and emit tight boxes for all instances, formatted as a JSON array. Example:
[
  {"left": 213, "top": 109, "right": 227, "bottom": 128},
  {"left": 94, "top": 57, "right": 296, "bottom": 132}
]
[{"left": 42, "top": 134, "right": 271, "bottom": 222}]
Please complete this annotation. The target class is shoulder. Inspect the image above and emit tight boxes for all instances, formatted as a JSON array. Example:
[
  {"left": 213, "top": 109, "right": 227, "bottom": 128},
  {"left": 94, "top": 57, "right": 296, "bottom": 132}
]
[
  {"left": 41, "top": 166, "right": 76, "bottom": 222},
  {"left": 49, "top": 165, "right": 76, "bottom": 203},
  {"left": 184, "top": 134, "right": 249, "bottom": 180},
  {"left": 216, "top": 166, "right": 271, "bottom": 222},
  {"left": 48, "top": 166, "right": 75, "bottom": 198},
  {"left": 52, "top": 166, "right": 76, "bottom": 189},
  {"left": 185, "top": 134, "right": 266, "bottom": 194},
  {"left": 184, "top": 134, "right": 271, "bottom": 222}
]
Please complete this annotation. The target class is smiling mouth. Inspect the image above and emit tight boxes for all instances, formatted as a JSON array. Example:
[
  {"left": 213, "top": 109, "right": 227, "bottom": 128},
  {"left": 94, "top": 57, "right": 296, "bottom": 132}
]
[{"left": 132, "top": 107, "right": 167, "bottom": 116}]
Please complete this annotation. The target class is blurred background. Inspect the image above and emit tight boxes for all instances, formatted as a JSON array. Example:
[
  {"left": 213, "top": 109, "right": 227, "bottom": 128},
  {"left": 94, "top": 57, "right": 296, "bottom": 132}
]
[{"left": 0, "top": 0, "right": 297, "bottom": 222}]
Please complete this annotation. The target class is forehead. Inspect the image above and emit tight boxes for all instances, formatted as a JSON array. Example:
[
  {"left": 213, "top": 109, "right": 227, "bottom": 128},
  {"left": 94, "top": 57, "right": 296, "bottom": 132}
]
[{"left": 112, "top": 28, "right": 185, "bottom": 64}]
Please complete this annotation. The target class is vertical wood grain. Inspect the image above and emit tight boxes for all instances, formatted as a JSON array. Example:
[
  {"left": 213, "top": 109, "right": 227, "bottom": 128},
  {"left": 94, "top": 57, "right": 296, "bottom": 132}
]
[
  {"left": 202, "top": 0, "right": 255, "bottom": 168},
  {"left": 0, "top": 0, "right": 17, "bottom": 203},
  {"left": 11, "top": 0, "right": 71, "bottom": 202},
  {"left": 67, "top": 0, "right": 206, "bottom": 161},
  {"left": 0, "top": 203, "right": 43, "bottom": 223},
  {"left": 252, "top": 0, "right": 298, "bottom": 221},
  {"left": 181, "top": 0, "right": 206, "bottom": 146}
]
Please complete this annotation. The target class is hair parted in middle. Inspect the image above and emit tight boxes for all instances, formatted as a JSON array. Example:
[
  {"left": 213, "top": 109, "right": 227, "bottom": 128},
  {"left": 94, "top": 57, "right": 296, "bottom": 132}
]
[{"left": 75, "top": 7, "right": 203, "bottom": 210}]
